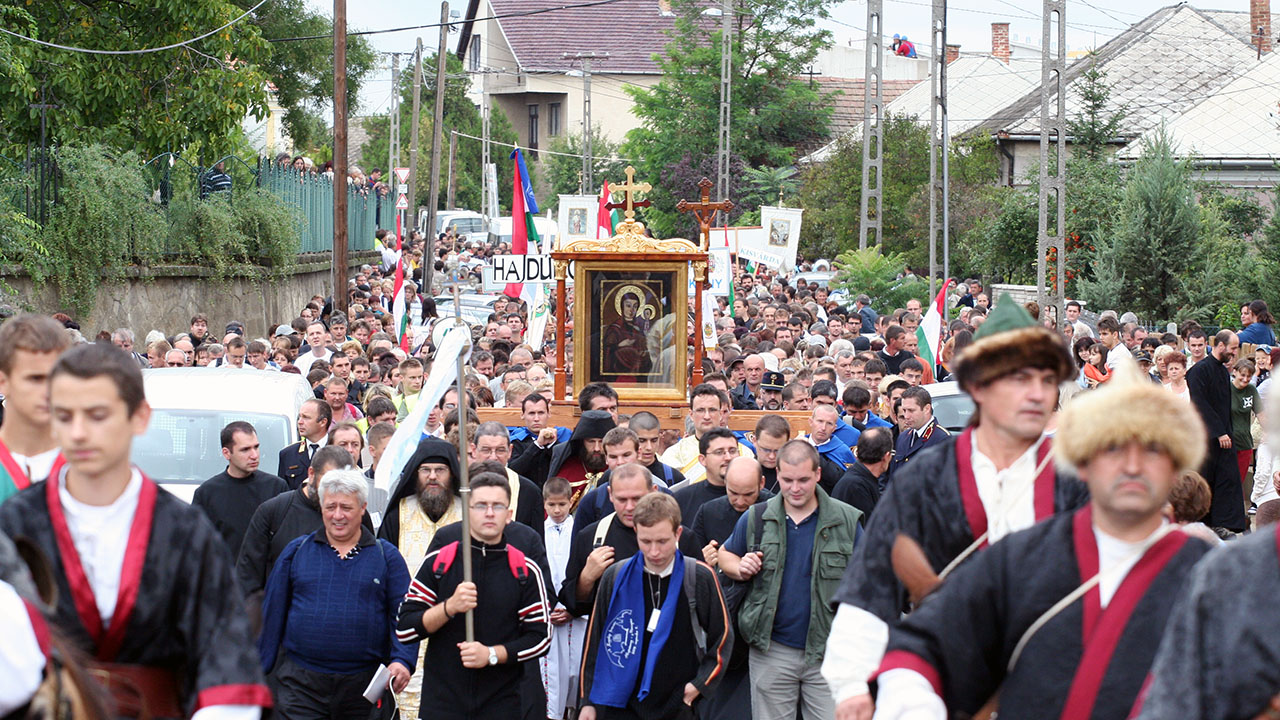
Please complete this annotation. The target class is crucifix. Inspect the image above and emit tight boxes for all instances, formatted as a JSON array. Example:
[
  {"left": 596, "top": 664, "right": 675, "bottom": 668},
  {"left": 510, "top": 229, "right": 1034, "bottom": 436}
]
[
  {"left": 676, "top": 177, "right": 734, "bottom": 250},
  {"left": 604, "top": 165, "right": 652, "bottom": 220}
]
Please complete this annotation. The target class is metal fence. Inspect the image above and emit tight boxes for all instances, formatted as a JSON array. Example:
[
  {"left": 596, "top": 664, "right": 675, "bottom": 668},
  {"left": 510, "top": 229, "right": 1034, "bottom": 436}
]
[{"left": 256, "top": 159, "right": 390, "bottom": 254}]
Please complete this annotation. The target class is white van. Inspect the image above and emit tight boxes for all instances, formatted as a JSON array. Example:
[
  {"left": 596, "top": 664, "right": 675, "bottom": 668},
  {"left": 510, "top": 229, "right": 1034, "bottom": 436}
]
[
  {"left": 132, "top": 367, "right": 314, "bottom": 501},
  {"left": 488, "top": 216, "right": 558, "bottom": 250}
]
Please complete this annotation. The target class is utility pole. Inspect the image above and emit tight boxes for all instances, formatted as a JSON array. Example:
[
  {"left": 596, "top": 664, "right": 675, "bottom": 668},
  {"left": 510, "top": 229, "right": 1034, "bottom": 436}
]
[
  {"left": 481, "top": 71, "right": 492, "bottom": 220},
  {"left": 928, "top": 0, "right": 947, "bottom": 301},
  {"left": 447, "top": 130, "right": 457, "bottom": 210},
  {"left": 716, "top": 0, "right": 733, "bottom": 218},
  {"left": 564, "top": 51, "right": 608, "bottom": 193},
  {"left": 1038, "top": 0, "right": 1066, "bottom": 322},
  {"left": 409, "top": 38, "right": 424, "bottom": 233},
  {"left": 333, "top": 0, "right": 349, "bottom": 315},
  {"left": 858, "top": 0, "right": 883, "bottom": 250},
  {"left": 387, "top": 53, "right": 401, "bottom": 179},
  {"left": 424, "top": 1, "right": 449, "bottom": 298}
]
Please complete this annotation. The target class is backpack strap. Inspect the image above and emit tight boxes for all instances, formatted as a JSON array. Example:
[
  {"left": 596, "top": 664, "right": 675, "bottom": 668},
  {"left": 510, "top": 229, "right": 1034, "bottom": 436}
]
[
  {"left": 747, "top": 502, "right": 767, "bottom": 552},
  {"left": 432, "top": 541, "right": 460, "bottom": 580},
  {"left": 507, "top": 544, "right": 530, "bottom": 584},
  {"left": 593, "top": 513, "right": 616, "bottom": 548},
  {"left": 683, "top": 558, "right": 707, "bottom": 662},
  {"left": 661, "top": 463, "right": 673, "bottom": 485}
]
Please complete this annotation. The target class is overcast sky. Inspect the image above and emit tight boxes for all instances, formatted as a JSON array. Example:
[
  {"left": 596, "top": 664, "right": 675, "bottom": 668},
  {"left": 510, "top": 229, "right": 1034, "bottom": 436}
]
[{"left": 301, "top": 0, "right": 1244, "bottom": 113}]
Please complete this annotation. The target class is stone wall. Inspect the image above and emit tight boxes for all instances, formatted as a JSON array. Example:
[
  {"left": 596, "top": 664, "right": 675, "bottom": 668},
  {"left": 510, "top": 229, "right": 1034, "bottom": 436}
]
[{"left": 4, "top": 251, "right": 379, "bottom": 338}]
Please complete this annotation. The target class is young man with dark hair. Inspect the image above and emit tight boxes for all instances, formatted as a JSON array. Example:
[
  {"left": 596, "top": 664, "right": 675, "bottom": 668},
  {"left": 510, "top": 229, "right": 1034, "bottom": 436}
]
[
  {"left": 510, "top": 393, "right": 573, "bottom": 460},
  {"left": 672, "top": 428, "right": 740, "bottom": 530},
  {"left": 0, "top": 343, "right": 271, "bottom": 717},
  {"left": 578, "top": 493, "right": 731, "bottom": 720},
  {"left": 0, "top": 313, "right": 72, "bottom": 503},
  {"left": 397, "top": 472, "right": 552, "bottom": 720},
  {"left": 878, "top": 325, "right": 912, "bottom": 374},
  {"left": 889, "top": 385, "right": 948, "bottom": 479},
  {"left": 193, "top": 421, "right": 288, "bottom": 558},
  {"left": 578, "top": 381, "right": 620, "bottom": 424},
  {"left": 629, "top": 411, "right": 686, "bottom": 487}
]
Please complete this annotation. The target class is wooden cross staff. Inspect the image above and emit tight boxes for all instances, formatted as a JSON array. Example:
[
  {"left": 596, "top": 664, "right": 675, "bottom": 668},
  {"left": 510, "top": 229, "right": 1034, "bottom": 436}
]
[
  {"left": 604, "top": 166, "right": 652, "bottom": 220},
  {"left": 676, "top": 177, "right": 734, "bottom": 250}
]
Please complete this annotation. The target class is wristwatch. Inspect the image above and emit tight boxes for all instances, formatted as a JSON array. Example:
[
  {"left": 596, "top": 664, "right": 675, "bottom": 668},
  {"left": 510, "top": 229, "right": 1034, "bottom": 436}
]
[{"left": 487, "top": 647, "right": 499, "bottom": 666}]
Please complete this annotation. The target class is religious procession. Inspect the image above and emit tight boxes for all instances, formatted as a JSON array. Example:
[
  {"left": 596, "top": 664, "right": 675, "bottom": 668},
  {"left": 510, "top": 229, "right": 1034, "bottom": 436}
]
[{"left": 5, "top": 0, "right": 1280, "bottom": 718}]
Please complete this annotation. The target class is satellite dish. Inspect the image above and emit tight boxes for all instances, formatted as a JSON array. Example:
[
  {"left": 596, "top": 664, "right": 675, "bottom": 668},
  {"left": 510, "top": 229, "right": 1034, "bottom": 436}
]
[{"left": 813, "top": 259, "right": 832, "bottom": 272}]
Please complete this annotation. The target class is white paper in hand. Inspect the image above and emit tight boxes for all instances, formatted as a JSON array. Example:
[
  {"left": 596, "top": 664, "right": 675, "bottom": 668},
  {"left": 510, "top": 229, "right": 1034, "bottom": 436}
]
[{"left": 363, "top": 664, "right": 392, "bottom": 704}]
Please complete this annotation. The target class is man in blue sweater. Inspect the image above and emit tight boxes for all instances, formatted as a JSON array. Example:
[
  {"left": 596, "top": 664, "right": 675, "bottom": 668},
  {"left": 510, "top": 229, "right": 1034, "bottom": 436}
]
[{"left": 260, "top": 468, "right": 417, "bottom": 719}]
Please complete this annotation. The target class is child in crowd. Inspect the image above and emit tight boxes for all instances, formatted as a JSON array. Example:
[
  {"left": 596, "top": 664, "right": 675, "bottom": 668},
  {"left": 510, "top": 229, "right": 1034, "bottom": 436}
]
[
  {"left": 540, "top": 477, "right": 588, "bottom": 720},
  {"left": 1083, "top": 342, "right": 1110, "bottom": 387}
]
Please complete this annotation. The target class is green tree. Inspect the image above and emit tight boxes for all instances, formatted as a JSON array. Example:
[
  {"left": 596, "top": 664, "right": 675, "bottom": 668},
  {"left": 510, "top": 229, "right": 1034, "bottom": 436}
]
[
  {"left": 1065, "top": 55, "right": 1125, "bottom": 162},
  {"left": 1076, "top": 129, "right": 1200, "bottom": 321},
  {"left": 237, "top": 0, "right": 379, "bottom": 152},
  {"left": 360, "top": 53, "right": 519, "bottom": 215},
  {"left": 0, "top": 0, "right": 271, "bottom": 159},
  {"left": 797, "top": 114, "right": 998, "bottom": 267},
  {"left": 541, "top": 128, "right": 629, "bottom": 201},
  {"left": 622, "top": 0, "right": 838, "bottom": 237},
  {"left": 831, "top": 247, "right": 926, "bottom": 312}
]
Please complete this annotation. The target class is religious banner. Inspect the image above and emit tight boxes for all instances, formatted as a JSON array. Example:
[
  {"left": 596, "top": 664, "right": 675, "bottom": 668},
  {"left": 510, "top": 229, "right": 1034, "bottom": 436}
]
[
  {"left": 707, "top": 246, "right": 732, "bottom": 296},
  {"left": 739, "top": 245, "right": 785, "bottom": 270},
  {"left": 756, "top": 205, "right": 804, "bottom": 272},
  {"left": 557, "top": 194, "right": 597, "bottom": 250}
]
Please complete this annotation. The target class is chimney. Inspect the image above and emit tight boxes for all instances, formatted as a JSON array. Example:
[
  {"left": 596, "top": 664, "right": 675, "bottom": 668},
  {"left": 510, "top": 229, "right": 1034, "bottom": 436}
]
[
  {"left": 946, "top": 44, "right": 962, "bottom": 63},
  {"left": 1253, "top": 0, "right": 1272, "bottom": 54},
  {"left": 992, "top": 22, "right": 1011, "bottom": 63}
]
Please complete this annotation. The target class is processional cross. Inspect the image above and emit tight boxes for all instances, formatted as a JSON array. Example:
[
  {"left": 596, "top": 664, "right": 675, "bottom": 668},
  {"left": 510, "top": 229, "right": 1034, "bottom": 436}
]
[
  {"left": 605, "top": 166, "right": 652, "bottom": 221},
  {"left": 676, "top": 177, "right": 734, "bottom": 250}
]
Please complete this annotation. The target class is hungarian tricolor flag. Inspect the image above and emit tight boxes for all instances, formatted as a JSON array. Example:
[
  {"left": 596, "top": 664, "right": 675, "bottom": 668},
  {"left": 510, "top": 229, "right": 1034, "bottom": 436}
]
[
  {"left": 392, "top": 220, "right": 410, "bottom": 352},
  {"left": 916, "top": 279, "right": 954, "bottom": 373},
  {"left": 505, "top": 149, "right": 540, "bottom": 300},
  {"left": 597, "top": 181, "right": 620, "bottom": 239}
]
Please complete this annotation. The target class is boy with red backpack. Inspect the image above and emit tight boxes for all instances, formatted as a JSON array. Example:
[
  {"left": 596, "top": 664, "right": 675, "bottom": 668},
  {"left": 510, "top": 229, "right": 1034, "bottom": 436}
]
[{"left": 397, "top": 472, "right": 553, "bottom": 719}]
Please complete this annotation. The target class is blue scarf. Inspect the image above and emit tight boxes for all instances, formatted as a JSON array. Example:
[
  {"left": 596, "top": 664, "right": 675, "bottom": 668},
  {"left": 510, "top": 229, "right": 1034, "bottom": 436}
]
[{"left": 589, "top": 553, "right": 684, "bottom": 707}]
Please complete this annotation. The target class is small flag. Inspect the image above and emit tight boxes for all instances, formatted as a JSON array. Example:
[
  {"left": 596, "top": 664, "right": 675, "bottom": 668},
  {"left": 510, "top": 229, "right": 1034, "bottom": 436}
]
[
  {"left": 392, "top": 218, "right": 410, "bottom": 352},
  {"left": 504, "top": 149, "right": 540, "bottom": 300},
  {"left": 916, "top": 279, "right": 954, "bottom": 374}
]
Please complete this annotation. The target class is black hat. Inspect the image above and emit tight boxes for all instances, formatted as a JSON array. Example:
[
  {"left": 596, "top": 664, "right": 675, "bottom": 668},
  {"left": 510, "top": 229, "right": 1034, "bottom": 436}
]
[{"left": 761, "top": 370, "right": 785, "bottom": 392}]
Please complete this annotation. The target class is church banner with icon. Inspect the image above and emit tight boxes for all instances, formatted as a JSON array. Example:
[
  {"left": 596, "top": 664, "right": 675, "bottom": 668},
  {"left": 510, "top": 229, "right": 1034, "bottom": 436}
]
[
  {"left": 557, "top": 194, "right": 597, "bottom": 250},
  {"left": 742, "top": 206, "right": 803, "bottom": 272},
  {"left": 572, "top": 261, "right": 689, "bottom": 402}
]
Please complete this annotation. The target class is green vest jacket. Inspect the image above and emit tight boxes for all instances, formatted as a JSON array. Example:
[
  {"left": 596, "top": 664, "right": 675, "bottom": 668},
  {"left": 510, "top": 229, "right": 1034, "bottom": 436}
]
[{"left": 737, "top": 487, "right": 862, "bottom": 665}]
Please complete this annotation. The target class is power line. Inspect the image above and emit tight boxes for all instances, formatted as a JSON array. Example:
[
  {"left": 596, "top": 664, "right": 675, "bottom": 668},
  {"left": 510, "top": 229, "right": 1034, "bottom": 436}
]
[
  {"left": 0, "top": 0, "right": 270, "bottom": 55},
  {"left": 266, "top": 0, "right": 630, "bottom": 43},
  {"left": 451, "top": 128, "right": 632, "bottom": 162}
]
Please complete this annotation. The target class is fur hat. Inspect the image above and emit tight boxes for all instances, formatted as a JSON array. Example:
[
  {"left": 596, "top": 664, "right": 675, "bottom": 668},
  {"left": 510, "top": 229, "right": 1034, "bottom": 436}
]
[
  {"left": 953, "top": 293, "right": 1075, "bottom": 392},
  {"left": 1056, "top": 357, "right": 1206, "bottom": 474}
]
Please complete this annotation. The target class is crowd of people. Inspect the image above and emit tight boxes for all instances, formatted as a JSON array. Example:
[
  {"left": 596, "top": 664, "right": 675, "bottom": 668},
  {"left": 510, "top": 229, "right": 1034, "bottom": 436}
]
[{"left": 0, "top": 244, "right": 1279, "bottom": 720}]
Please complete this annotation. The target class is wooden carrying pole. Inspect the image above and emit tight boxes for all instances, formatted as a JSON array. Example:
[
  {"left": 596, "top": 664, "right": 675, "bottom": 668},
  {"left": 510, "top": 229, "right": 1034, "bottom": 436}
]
[
  {"left": 332, "top": 0, "right": 348, "bottom": 314},
  {"left": 451, "top": 277, "right": 475, "bottom": 641}
]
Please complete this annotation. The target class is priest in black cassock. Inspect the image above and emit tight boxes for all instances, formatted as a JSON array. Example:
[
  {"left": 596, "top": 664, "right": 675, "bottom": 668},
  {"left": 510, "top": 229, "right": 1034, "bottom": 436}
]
[
  {"left": 1186, "top": 328, "right": 1247, "bottom": 532},
  {"left": 872, "top": 362, "right": 1214, "bottom": 720},
  {"left": 821, "top": 294, "right": 1088, "bottom": 719},
  {"left": 0, "top": 343, "right": 270, "bottom": 719},
  {"left": 1134, "top": 382, "right": 1280, "bottom": 720}
]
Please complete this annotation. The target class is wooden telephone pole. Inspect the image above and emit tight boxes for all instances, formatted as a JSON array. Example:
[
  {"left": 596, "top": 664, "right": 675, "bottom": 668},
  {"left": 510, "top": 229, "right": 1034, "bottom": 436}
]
[
  {"left": 332, "top": 0, "right": 349, "bottom": 315},
  {"left": 424, "top": 0, "right": 449, "bottom": 299}
]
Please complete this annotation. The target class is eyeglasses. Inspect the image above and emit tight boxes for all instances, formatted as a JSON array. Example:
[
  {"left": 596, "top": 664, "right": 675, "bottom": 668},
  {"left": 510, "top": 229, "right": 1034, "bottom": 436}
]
[
  {"left": 471, "top": 503, "right": 509, "bottom": 514},
  {"left": 705, "top": 448, "right": 737, "bottom": 457},
  {"left": 755, "top": 446, "right": 781, "bottom": 457}
]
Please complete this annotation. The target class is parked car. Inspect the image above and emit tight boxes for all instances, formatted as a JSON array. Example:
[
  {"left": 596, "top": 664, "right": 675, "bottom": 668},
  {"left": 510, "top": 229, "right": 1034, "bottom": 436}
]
[
  {"left": 433, "top": 292, "right": 500, "bottom": 325},
  {"left": 132, "top": 368, "right": 313, "bottom": 502},
  {"left": 793, "top": 270, "right": 836, "bottom": 289},
  {"left": 488, "top": 216, "right": 558, "bottom": 250},
  {"left": 437, "top": 210, "right": 489, "bottom": 245},
  {"left": 924, "top": 380, "right": 975, "bottom": 433}
]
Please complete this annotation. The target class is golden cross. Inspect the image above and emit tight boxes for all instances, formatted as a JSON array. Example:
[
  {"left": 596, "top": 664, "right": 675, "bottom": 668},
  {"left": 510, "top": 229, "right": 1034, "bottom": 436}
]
[
  {"left": 676, "top": 177, "right": 734, "bottom": 250},
  {"left": 604, "top": 166, "right": 652, "bottom": 220}
]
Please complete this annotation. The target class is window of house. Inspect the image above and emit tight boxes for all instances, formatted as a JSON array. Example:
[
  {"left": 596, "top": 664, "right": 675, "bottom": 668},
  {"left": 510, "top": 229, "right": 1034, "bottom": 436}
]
[
  {"left": 548, "top": 103, "right": 562, "bottom": 137},
  {"left": 528, "top": 104, "right": 540, "bottom": 155},
  {"left": 468, "top": 35, "right": 481, "bottom": 71}
]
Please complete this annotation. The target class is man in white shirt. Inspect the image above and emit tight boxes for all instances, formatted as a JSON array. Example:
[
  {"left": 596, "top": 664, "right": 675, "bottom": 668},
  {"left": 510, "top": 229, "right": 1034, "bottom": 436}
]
[
  {"left": 0, "top": 313, "right": 71, "bottom": 504},
  {"left": 1098, "top": 316, "right": 1131, "bottom": 372},
  {"left": 294, "top": 320, "right": 334, "bottom": 376},
  {"left": 1065, "top": 300, "right": 1093, "bottom": 339},
  {"left": 0, "top": 342, "right": 270, "bottom": 720},
  {"left": 821, "top": 293, "right": 1086, "bottom": 720}
]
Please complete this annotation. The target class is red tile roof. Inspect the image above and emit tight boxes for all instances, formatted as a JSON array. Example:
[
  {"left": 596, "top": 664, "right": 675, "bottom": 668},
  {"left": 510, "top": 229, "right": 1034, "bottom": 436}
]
[
  {"left": 488, "top": 0, "right": 677, "bottom": 73},
  {"left": 816, "top": 77, "right": 923, "bottom": 137}
]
